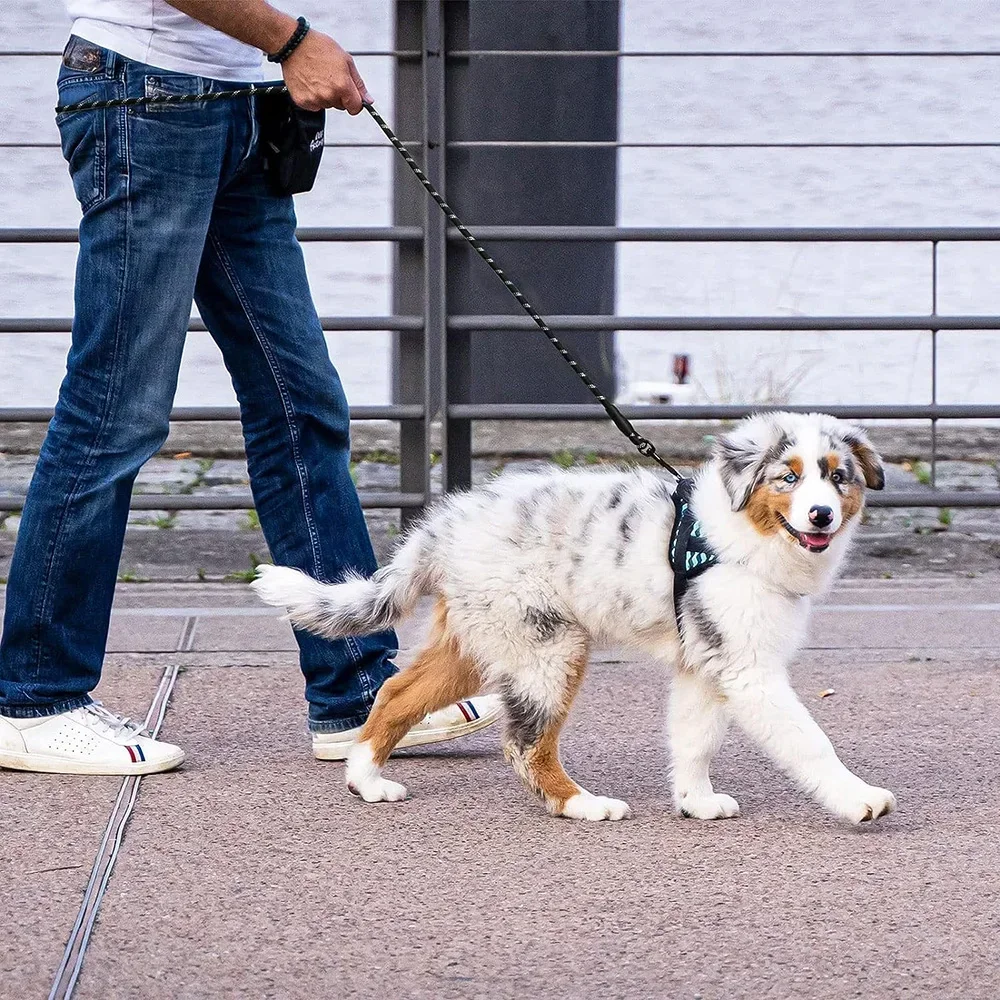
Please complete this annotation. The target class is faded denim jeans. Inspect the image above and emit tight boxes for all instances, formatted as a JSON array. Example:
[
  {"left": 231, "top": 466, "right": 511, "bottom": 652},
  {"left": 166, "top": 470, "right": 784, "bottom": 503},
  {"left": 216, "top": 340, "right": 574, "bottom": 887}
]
[{"left": 0, "top": 38, "right": 397, "bottom": 731}]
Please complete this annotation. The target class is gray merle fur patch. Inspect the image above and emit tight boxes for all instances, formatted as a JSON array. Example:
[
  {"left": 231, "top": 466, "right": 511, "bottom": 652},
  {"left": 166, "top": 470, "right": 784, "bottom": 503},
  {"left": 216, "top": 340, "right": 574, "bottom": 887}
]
[
  {"left": 501, "top": 682, "right": 551, "bottom": 749},
  {"left": 680, "top": 591, "right": 724, "bottom": 652},
  {"left": 524, "top": 605, "right": 570, "bottom": 641}
]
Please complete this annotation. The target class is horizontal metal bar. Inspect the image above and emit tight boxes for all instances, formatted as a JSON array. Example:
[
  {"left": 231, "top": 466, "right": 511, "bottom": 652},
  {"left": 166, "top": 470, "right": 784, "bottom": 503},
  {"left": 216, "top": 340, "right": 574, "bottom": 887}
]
[
  {"left": 0, "top": 142, "right": 421, "bottom": 150},
  {"left": 443, "top": 226, "right": 1000, "bottom": 242},
  {"left": 866, "top": 492, "right": 1000, "bottom": 508},
  {"left": 5, "top": 139, "right": 998, "bottom": 152},
  {"left": 0, "top": 405, "right": 424, "bottom": 423},
  {"left": 0, "top": 228, "right": 80, "bottom": 243},
  {"left": 11, "top": 50, "right": 999, "bottom": 60},
  {"left": 0, "top": 227, "right": 423, "bottom": 244},
  {"left": 0, "top": 316, "right": 423, "bottom": 333},
  {"left": 448, "top": 403, "right": 1000, "bottom": 420},
  {"left": 7, "top": 139, "right": 998, "bottom": 151},
  {"left": 0, "top": 50, "right": 420, "bottom": 58},
  {"left": 3, "top": 490, "right": 990, "bottom": 511},
  {"left": 446, "top": 50, "right": 1000, "bottom": 58},
  {"left": 6, "top": 226, "right": 1000, "bottom": 244},
  {"left": 5, "top": 403, "right": 996, "bottom": 425},
  {"left": 296, "top": 226, "right": 422, "bottom": 242},
  {"left": 0, "top": 492, "right": 426, "bottom": 512},
  {"left": 447, "top": 140, "right": 1000, "bottom": 149},
  {"left": 6, "top": 315, "right": 997, "bottom": 337},
  {"left": 447, "top": 315, "right": 1000, "bottom": 332}
]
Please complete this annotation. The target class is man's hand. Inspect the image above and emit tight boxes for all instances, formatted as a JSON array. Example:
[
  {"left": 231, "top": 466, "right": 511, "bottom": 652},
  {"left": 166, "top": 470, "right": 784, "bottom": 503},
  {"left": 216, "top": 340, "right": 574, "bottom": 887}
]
[
  {"left": 282, "top": 30, "right": 372, "bottom": 115},
  {"left": 165, "top": 1, "right": 373, "bottom": 113}
]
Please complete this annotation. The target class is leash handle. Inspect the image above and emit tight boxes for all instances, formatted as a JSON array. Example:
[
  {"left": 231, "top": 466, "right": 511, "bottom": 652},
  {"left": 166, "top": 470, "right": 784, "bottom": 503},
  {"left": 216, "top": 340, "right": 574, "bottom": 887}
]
[{"left": 363, "top": 102, "right": 681, "bottom": 479}]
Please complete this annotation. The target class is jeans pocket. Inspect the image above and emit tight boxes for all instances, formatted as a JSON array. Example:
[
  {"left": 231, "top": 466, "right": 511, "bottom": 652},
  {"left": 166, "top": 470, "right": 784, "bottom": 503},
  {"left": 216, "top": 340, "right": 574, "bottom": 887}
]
[
  {"left": 56, "top": 78, "right": 109, "bottom": 213},
  {"left": 135, "top": 74, "right": 208, "bottom": 118},
  {"left": 61, "top": 36, "right": 107, "bottom": 76}
]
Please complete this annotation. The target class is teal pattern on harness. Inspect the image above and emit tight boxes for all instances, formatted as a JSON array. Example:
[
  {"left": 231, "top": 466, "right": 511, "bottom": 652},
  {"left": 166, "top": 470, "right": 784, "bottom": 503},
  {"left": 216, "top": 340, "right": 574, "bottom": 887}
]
[{"left": 669, "top": 477, "right": 719, "bottom": 621}]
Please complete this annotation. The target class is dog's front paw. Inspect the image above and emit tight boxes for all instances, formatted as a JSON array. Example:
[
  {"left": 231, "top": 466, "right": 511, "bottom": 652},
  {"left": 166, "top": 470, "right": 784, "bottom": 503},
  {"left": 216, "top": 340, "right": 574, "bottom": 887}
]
[
  {"left": 825, "top": 781, "right": 896, "bottom": 824},
  {"left": 346, "top": 775, "right": 408, "bottom": 803},
  {"left": 676, "top": 791, "right": 740, "bottom": 820},
  {"left": 560, "top": 792, "right": 631, "bottom": 822}
]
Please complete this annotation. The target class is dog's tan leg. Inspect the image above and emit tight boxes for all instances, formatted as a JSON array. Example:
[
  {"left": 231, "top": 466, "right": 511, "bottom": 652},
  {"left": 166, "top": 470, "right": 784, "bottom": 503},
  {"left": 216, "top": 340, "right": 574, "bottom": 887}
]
[
  {"left": 503, "top": 651, "right": 630, "bottom": 821},
  {"left": 345, "top": 599, "right": 482, "bottom": 802}
]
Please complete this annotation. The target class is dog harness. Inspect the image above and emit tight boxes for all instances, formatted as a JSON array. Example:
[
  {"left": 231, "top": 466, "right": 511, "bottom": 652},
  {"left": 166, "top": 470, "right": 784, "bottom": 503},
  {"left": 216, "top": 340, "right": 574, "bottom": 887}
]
[{"left": 669, "top": 477, "right": 719, "bottom": 619}]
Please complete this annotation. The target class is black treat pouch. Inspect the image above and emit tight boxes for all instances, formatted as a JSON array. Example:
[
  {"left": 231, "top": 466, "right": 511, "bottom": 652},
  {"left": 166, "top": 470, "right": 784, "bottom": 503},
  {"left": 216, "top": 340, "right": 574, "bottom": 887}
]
[{"left": 256, "top": 90, "right": 325, "bottom": 196}]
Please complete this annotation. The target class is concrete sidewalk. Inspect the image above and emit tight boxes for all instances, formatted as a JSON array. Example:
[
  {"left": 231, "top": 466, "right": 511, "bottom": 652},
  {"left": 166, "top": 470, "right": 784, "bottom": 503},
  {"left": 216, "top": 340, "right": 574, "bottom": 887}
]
[{"left": 2, "top": 580, "right": 1000, "bottom": 999}]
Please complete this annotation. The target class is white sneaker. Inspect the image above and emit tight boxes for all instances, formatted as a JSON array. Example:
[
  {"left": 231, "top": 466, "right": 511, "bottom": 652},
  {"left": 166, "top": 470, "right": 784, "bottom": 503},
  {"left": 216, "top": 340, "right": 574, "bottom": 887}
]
[
  {"left": 313, "top": 694, "right": 501, "bottom": 761},
  {"left": 0, "top": 702, "right": 185, "bottom": 776}
]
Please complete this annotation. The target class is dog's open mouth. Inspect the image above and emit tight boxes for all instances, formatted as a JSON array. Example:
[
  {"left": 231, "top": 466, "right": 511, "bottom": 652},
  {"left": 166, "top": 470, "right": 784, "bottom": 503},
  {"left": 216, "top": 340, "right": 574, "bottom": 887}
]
[{"left": 777, "top": 513, "right": 832, "bottom": 553}]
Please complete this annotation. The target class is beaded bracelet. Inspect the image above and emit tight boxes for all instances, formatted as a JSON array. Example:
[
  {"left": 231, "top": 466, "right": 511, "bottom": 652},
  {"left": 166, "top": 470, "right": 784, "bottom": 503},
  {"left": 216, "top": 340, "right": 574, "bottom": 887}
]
[{"left": 267, "top": 16, "right": 310, "bottom": 64}]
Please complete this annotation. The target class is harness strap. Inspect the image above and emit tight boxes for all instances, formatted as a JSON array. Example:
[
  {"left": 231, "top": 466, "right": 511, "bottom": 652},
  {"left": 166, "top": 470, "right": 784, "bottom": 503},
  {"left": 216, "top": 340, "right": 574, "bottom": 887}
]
[{"left": 669, "top": 478, "right": 719, "bottom": 623}]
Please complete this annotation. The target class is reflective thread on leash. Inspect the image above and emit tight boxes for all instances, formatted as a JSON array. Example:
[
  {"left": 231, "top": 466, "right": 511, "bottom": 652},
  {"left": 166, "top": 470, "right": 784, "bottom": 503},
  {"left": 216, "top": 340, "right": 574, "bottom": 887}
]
[{"left": 54, "top": 87, "right": 680, "bottom": 478}]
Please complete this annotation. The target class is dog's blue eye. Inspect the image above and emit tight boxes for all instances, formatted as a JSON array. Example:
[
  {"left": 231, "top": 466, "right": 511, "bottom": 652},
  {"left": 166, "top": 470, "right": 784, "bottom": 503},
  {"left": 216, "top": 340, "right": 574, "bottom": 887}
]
[
  {"left": 831, "top": 470, "right": 844, "bottom": 484},
  {"left": 783, "top": 472, "right": 798, "bottom": 484}
]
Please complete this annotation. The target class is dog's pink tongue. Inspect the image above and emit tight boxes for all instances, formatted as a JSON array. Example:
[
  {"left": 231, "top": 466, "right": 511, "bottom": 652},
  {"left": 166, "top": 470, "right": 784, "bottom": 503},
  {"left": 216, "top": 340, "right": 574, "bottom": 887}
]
[{"left": 802, "top": 532, "right": 831, "bottom": 550}]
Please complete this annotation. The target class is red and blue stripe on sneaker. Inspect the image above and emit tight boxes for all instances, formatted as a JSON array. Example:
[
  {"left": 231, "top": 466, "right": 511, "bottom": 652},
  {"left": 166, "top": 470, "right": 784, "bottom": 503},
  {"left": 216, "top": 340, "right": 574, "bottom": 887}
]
[{"left": 456, "top": 700, "right": 480, "bottom": 723}]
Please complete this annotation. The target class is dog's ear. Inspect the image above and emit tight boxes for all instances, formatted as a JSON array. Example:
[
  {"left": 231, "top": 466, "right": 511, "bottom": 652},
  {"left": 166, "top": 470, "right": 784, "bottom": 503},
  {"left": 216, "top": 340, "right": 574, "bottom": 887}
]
[
  {"left": 841, "top": 426, "right": 885, "bottom": 490},
  {"left": 715, "top": 419, "right": 779, "bottom": 511}
]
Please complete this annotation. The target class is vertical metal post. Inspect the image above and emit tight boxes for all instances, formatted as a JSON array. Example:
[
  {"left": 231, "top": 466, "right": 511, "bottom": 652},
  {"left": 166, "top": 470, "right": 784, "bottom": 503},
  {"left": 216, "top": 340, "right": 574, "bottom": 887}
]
[
  {"left": 930, "top": 241, "right": 939, "bottom": 487},
  {"left": 445, "top": 0, "right": 619, "bottom": 414},
  {"left": 441, "top": 0, "right": 472, "bottom": 491},
  {"left": 392, "top": 1, "right": 430, "bottom": 525},
  {"left": 423, "top": 0, "right": 449, "bottom": 496}
]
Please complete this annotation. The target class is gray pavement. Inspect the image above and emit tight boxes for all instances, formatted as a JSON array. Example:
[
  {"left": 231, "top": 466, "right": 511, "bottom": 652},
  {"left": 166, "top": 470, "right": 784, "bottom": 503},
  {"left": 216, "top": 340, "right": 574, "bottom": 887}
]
[{"left": 2, "top": 579, "right": 1000, "bottom": 998}]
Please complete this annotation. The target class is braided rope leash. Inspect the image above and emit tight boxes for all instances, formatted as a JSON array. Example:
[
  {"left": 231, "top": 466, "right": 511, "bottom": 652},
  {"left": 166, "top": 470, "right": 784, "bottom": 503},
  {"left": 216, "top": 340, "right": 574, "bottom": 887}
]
[
  {"left": 53, "top": 86, "right": 679, "bottom": 477},
  {"left": 54, "top": 84, "right": 287, "bottom": 115},
  {"left": 363, "top": 102, "right": 680, "bottom": 478}
]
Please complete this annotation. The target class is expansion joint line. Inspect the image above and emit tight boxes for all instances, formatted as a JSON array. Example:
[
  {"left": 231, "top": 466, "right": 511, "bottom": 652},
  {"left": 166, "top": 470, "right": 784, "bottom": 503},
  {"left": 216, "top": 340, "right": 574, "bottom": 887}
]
[{"left": 47, "top": 619, "right": 191, "bottom": 999}]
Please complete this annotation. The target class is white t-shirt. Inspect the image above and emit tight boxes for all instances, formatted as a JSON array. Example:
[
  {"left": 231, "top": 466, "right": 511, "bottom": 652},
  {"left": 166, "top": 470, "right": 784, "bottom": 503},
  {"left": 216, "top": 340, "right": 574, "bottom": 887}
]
[{"left": 66, "top": 1, "right": 265, "bottom": 82}]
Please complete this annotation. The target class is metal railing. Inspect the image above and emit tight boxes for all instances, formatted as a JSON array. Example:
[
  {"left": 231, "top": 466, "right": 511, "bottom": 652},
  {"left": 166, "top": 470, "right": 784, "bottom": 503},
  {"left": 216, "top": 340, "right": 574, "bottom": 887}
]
[{"left": 2, "top": 2, "right": 999, "bottom": 515}]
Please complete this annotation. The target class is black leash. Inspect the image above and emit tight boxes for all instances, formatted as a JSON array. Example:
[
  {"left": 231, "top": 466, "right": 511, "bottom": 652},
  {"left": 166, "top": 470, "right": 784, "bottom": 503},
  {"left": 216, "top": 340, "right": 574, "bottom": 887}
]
[
  {"left": 55, "top": 83, "right": 286, "bottom": 114},
  {"left": 363, "top": 103, "right": 680, "bottom": 477},
  {"left": 55, "top": 86, "right": 681, "bottom": 478}
]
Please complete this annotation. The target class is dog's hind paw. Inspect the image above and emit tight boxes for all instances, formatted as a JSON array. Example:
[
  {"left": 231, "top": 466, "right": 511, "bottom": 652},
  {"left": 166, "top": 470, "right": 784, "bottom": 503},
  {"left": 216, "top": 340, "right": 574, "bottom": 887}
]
[
  {"left": 347, "top": 776, "right": 408, "bottom": 803},
  {"left": 676, "top": 791, "right": 740, "bottom": 820},
  {"left": 560, "top": 792, "right": 631, "bottom": 822}
]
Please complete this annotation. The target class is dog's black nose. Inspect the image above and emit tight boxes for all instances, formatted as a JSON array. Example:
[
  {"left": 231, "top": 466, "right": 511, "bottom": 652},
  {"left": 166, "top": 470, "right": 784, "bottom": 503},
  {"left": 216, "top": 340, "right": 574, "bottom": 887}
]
[{"left": 809, "top": 505, "right": 833, "bottom": 528}]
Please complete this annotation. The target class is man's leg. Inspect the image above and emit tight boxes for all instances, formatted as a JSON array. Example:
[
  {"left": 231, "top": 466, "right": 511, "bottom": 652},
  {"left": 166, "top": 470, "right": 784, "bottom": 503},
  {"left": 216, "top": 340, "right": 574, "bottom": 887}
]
[
  {"left": 192, "top": 139, "right": 397, "bottom": 733},
  {"left": 0, "top": 49, "right": 226, "bottom": 770}
]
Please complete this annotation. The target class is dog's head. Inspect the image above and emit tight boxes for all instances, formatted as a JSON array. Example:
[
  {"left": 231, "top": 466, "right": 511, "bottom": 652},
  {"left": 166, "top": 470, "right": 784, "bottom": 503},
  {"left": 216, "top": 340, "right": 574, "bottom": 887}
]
[{"left": 713, "top": 412, "right": 884, "bottom": 554}]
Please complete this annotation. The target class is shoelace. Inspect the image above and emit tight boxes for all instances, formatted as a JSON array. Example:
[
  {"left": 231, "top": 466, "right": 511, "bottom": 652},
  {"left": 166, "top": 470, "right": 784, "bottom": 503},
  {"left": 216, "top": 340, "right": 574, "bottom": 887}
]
[{"left": 76, "top": 701, "right": 146, "bottom": 739}]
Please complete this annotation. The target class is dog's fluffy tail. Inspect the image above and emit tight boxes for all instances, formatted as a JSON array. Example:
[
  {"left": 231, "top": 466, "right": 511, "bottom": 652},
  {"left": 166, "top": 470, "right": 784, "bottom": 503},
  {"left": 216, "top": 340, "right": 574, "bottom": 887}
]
[{"left": 251, "top": 534, "right": 429, "bottom": 639}]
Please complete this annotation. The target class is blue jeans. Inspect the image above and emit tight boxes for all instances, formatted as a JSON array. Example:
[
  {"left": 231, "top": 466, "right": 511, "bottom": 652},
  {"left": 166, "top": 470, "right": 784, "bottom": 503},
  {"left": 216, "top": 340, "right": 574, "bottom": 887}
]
[{"left": 0, "top": 40, "right": 397, "bottom": 730}]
